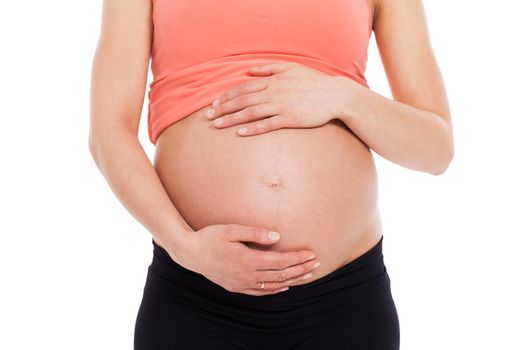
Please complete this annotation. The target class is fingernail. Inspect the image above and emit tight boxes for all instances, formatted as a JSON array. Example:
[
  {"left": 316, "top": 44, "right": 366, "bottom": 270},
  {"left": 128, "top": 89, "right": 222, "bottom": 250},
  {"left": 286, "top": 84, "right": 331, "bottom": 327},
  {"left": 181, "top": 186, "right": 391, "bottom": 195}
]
[
  {"left": 303, "top": 273, "right": 313, "bottom": 280},
  {"left": 206, "top": 108, "right": 214, "bottom": 118},
  {"left": 213, "top": 118, "right": 224, "bottom": 126},
  {"left": 308, "top": 254, "right": 316, "bottom": 260},
  {"left": 268, "top": 231, "right": 280, "bottom": 240},
  {"left": 312, "top": 261, "right": 321, "bottom": 269},
  {"left": 279, "top": 287, "right": 289, "bottom": 292},
  {"left": 212, "top": 99, "right": 220, "bottom": 108},
  {"left": 238, "top": 127, "right": 247, "bottom": 135}
]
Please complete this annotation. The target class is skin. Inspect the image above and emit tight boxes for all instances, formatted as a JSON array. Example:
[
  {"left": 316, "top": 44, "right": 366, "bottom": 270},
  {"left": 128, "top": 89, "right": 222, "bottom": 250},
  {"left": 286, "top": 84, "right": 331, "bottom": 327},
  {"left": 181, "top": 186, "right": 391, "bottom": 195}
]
[
  {"left": 89, "top": 0, "right": 318, "bottom": 296},
  {"left": 206, "top": 0, "right": 453, "bottom": 174},
  {"left": 89, "top": 0, "right": 453, "bottom": 295}
]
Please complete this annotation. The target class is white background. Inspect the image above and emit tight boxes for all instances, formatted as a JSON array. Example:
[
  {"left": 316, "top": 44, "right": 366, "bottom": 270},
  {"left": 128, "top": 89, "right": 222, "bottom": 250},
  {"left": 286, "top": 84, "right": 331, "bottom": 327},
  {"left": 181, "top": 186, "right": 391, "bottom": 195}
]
[{"left": 1, "top": 1, "right": 524, "bottom": 349}]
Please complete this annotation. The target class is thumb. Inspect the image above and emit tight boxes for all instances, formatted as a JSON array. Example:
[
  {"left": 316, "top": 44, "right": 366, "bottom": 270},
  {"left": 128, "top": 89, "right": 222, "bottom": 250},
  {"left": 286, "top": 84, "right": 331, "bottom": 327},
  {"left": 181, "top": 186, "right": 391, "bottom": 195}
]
[{"left": 225, "top": 225, "right": 280, "bottom": 245}]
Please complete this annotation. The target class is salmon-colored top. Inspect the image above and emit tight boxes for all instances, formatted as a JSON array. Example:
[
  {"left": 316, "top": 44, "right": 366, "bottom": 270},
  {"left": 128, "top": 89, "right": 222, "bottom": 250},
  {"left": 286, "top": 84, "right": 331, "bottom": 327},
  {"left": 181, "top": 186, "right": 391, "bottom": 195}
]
[{"left": 147, "top": 0, "right": 373, "bottom": 145}]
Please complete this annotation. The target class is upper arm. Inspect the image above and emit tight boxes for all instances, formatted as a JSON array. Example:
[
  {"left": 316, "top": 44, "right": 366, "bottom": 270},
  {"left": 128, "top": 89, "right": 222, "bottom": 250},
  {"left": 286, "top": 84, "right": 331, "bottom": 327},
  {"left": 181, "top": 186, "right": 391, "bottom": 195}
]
[
  {"left": 373, "top": 0, "right": 452, "bottom": 128},
  {"left": 89, "top": 0, "right": 153, "bottom": 141}
]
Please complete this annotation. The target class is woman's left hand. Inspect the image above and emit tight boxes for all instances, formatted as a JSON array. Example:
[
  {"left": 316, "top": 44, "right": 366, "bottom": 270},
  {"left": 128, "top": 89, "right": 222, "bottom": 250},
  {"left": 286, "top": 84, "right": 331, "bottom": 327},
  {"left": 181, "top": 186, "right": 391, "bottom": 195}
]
[{"left": 206, "top": 62, "right": 348, "bottom": 136}]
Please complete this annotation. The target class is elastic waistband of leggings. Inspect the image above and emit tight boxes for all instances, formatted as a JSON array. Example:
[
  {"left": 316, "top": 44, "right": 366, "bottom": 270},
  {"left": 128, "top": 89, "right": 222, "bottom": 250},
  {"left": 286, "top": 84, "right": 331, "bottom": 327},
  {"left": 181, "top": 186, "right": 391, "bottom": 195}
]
[{"left": 148, "top": 234, "right": 386, "bottom": 310}]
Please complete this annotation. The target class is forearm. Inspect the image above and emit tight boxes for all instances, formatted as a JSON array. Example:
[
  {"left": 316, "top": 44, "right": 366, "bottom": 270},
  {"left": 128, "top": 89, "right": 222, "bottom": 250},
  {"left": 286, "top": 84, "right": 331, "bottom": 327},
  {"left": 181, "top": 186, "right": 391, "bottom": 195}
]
[
  {"left": 88, "top": 129, "right": 193, "bottom": 259},
  {"left": 333, "top": 77, "right": 454, "bottom": 175}
]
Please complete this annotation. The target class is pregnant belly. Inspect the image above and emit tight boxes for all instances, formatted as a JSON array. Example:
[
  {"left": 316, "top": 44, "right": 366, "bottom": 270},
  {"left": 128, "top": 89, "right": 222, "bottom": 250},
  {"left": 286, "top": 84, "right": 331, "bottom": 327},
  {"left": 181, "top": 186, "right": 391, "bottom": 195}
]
[{"left": 153, "top": 104, "right": 383, "bottom": 286}]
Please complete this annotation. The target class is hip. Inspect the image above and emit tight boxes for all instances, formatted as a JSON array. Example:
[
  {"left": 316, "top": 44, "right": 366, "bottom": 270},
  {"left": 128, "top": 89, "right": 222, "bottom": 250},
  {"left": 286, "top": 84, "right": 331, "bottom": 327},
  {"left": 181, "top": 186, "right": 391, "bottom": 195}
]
[{"left": 134, "top": 234, "right": 399, "bottom": 350}]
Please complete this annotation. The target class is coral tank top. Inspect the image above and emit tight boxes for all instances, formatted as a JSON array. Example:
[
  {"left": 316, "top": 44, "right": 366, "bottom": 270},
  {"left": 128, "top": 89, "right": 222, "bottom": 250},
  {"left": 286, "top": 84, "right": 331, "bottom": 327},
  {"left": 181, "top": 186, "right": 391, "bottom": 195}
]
[{"left": 147, "top": 0, "right": 373, "bottom": 145}]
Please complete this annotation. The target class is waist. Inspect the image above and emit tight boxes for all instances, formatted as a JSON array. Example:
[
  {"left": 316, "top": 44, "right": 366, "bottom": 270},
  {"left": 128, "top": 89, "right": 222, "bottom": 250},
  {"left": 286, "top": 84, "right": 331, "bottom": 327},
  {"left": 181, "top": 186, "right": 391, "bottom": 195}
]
[
  {"left": 153, "top": 105, "right": 381, "bottom": 284},
  {"left": 148, "top": 234, "right": 386, "bottom": 311}
]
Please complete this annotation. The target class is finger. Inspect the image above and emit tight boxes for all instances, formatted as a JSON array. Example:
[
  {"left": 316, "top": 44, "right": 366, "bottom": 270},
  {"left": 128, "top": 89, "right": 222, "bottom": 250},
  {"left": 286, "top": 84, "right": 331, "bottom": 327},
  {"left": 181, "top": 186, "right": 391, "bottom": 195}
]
[
  {"left": 237, "top": 115, "right": 288, "bottom": 136},
  {"left": 255, "top": 258, "right": 321, "bottom": 284},
  {"left": 213, "top": 104, "right": 277, "bottom": 129},
  {"left": 253, "top": 270, "right": 316, "bottom": 291},
  {"left": 237, "top": 286, "right": 290, "bottom": 296},
  {"left": 212, "top": 78, "right": 269, "bottom": 107},
  {"left": 253, "top": 249, "right": 316, "bottom": 271},
  {"left": 209, "top": 91, "right": 268, "bottom": 120},
  {"left": 222, "top": 224, "right": 282, "bottom": 245}
]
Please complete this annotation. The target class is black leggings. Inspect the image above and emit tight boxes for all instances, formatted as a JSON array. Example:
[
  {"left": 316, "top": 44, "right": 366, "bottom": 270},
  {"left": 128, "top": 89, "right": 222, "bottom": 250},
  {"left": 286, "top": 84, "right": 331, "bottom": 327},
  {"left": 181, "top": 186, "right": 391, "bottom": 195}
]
[{"left": 134, "top": 235, "right": 400, "bottom": 350}]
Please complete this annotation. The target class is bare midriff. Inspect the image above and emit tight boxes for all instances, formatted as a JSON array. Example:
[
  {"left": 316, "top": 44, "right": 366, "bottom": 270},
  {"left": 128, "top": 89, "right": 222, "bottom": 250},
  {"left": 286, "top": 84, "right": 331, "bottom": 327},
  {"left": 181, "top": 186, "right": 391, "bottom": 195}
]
[{"left": 153, "top": 103, "right": 383, "bottom": 286}]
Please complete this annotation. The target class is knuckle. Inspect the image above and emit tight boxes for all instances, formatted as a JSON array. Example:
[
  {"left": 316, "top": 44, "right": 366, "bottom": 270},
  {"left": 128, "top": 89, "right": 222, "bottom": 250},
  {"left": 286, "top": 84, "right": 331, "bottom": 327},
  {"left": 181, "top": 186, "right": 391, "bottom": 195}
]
[
  {"left": 292, "top": 272, "right": 305, "bottom": 283},
  {"left": 257, "top": 226, "right": 268, "bottom": 241},
  {"left": 265, "top": 118, "right": 274, "bottom": 131},
  {"left": 224, "top": 90, "right": 234, "bottom": 101},
  {"left": 254, "top": 81, "right": 266, "bottom": 92},
  {"left": 262, "top": 77, "right": 271, "bottom": 87},
  {"left": 285, "top": 279, "right": 297, "bottom": 288},
  {"left": 255, "top": 122, "right": 266, "bottom": 133},
  {"left": 286, "top": 255, "right": 299, "bottom": 268},
  {"left": 240, "top": 83, "right": 250, "bottom": 94},
  {"left": 267, "top": 102, "right": 278, "bottom": 115},
  {"left": 300, "top": 252, "right": 311, "bottom": 264},
  {"left": 285, "top": 276, "right": 298, "bottom": 287},
  {"left": 271, "top": 282, "right": 283, "bottom": 291},
  {"left": 274, "top": 258, "right": 287, "bottom": 271},
  {"left": 228, "top": 112, "right": 239, "bottom": 125},
  {"left": 244, "top": 106, "right": 257, "bottom": 120},
  {"left": 250, "top": 226, "right": 260, "bottom": 243},
  {"left": 238, "top": 94, "right": 248, "bottom": 108},
  {"left": 294, "top": 272, "right": 306, "bottom": 282},
  {"left": 259, "top": 90, "right": 270, "bottom": 102},
  {"left": 278, "top": 269, "right": 287, "bottom": 282},
  {"left": 301, "top": 262, "right": 312, "bottom": 275},
  {"left": 264, "top": 281, "right": 276, "bottom": 290}
]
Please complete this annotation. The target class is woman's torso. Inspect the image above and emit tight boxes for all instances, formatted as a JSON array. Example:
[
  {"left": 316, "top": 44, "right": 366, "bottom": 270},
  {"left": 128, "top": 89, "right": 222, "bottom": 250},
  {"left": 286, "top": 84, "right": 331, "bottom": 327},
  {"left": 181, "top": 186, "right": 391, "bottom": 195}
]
[
  {"left": 153, "top": 105, "right": 382, "bottom": 286},
  {"left": 150, "top": 0, "right": 381, "bottom": 285}
]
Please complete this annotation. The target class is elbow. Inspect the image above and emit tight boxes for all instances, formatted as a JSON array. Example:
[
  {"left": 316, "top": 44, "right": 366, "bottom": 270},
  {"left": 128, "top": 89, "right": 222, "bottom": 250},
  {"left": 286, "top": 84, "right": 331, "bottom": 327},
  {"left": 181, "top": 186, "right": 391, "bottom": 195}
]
[
  {"left": 88, "top": 128, "right": 103, "bottom": 164},
  {"left": 429, "top": 150, "right": 454, "bottom": 175},
  {"left": 88, "top": 128, "right": 109, "bottom": 166},
  {"left": 88, "top": 131, "right": 95, "bottom": 154},
  {"left": 430, "top": 126, "right": 454, "bottom": 176}
]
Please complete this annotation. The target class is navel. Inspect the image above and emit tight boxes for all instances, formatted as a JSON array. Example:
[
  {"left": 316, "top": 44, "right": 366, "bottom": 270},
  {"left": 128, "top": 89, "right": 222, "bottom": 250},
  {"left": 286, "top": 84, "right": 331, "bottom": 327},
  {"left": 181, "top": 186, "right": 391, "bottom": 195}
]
[{"left": 262, "top": 174, "right": 283, "bottom": 189}]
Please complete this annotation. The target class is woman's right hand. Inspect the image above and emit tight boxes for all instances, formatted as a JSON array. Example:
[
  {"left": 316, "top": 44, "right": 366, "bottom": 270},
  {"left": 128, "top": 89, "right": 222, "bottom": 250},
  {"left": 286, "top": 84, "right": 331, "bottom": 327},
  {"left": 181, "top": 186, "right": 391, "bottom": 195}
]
[{"left": 172, "top": 224, "right": 320, "bottom": 296}]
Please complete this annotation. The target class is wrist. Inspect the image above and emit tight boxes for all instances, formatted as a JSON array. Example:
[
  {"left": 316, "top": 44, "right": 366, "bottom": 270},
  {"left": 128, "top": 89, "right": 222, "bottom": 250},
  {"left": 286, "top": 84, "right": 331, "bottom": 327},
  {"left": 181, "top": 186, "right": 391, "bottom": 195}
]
[
  {"left": 154, "top": 227, "right": 195, "bottom": 266},
  {"left": 332, "top": 75, "right": 368, "bottom": 128}
]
